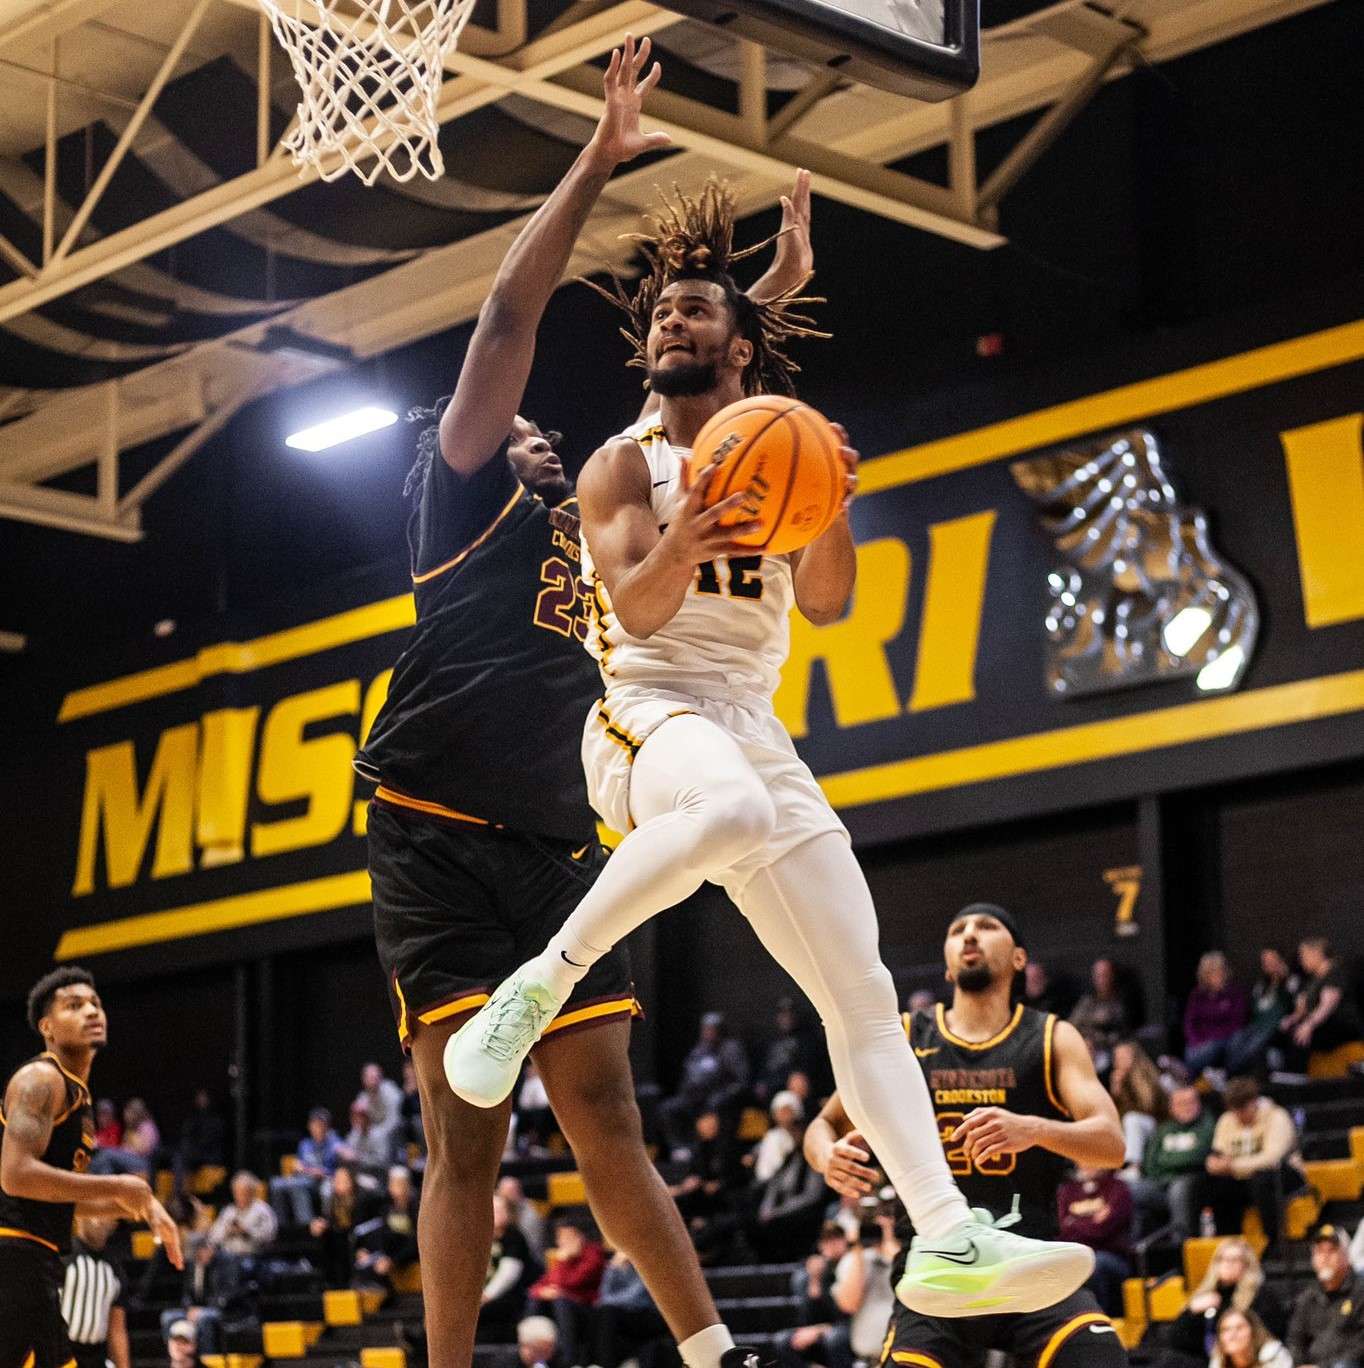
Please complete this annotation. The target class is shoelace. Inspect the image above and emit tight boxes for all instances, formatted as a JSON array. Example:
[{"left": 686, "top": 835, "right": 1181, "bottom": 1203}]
[
  {"left": 971, "top": 1194, "right": 1023, "bottom": 1232},
  {"left": 480, "top": 983, "right": 551, "bottom": 1062}
]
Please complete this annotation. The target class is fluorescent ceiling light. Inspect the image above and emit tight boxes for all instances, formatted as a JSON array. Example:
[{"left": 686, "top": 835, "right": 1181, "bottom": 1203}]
[
  {"left": 1196, "top": 645, "right": 1245, "bottom": 692},
  {"left": 286, "top": 406, "right": 398, "bottom": 452},
  {"left": 1162, "top": 605, "right": 1212, "bottom": 657}
]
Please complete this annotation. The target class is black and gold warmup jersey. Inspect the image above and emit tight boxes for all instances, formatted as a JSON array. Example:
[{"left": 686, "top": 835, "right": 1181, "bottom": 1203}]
[
  {"left": 904, "top": 1003, "right": 1070, "bottom": 1241},
  {"left": 0, "top": 1053, "right": 94, "bottom": 1258},
  {"left": 356, "top": 447, "right": 600, "bottom": 841}
]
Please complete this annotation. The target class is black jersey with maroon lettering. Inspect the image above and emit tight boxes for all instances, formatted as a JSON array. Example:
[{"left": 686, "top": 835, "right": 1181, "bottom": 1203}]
[
  {"left": 0, "top": 1053, "right": 94, "bottom": 1258},
  {"left": 901, "top": 1003, "right": 1071, "bottom": 1242},
  {"left": 356, "top": 446, "right": 600, "bottom": 842}
]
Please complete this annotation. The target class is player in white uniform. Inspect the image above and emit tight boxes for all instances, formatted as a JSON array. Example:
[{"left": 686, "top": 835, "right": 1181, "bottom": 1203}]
[{"left": 446, "top": 184, "right": 1095, "bottom": 1318}]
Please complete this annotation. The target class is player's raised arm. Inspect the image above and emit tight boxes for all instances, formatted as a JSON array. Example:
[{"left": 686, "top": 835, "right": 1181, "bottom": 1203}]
[
  {"left": 577, "top": 443, "right": 761, "bottom": 638},
  {"left": 953, "top": 1020, "right": 1126, "bottom": 1171},
  {"left": 438, "top": 35, "right": 670, "bottom": 476}
]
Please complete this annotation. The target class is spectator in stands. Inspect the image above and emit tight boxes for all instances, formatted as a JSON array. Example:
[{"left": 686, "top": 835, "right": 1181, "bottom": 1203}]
[
  {"left": 1281, "top": 937, "right": 1363, "bottom": 1069},
  {"left": 93, "top": 1098, "right": 121, "bottom": 1150},
  {"left": 782, "top": 1223, "right": 852, "bottom": 1368},
  {"left": 754, "top": 998, "right": 824, "bottom": 1106},
  {"left": 785, "top": 1071, "right": 812, "bottom": 1108},
  {"left": 1162, "top": 1238, "right": 1286, "bottom": 1361},
  {"left": 355, "top": 1061, "right": 405, "bottom": 1155},
  {"left": 345, "top": 1097, "right": 393, "bottom": 1178},
  {"left": 746, "top": 1131, "right": 829, "bottom": 1262},
  {"left": 528, "top": 1218, "right": 605, "bottom": 1366},
  {"left": 400, "top": 1058, "right": 424, "bottom": 1156},
  {"left": 516, "top": 1058, "right": 555, "bottom": 1154},
  {"left": 1056, "top": 1164, "right": 1133, "bottom": 1316},
  {"left": 354, "top": 1164, "right": 420, "bottom": 1290},
  {"left": 829, "top": 1203, "right": 900, "bottom": 1368},
  {"left": 175, "top": 1090, "right": 225, "bottom": 1176},
  {"left": 1224, "top": 949, "right": 1301, "bottom": 1078},
  {"left": 481, "top": 1192, "right": 537, "bottom": 1342},
  {"left": 498, "top": 1175, "right": 547, "bottom": 1259},
  {"left": 309, "top": 1162, "right": 375, "bottom": 1289},
  {"left": 1110, "top": 1039, "right": 1171, "bottom": 1168},
  {"left": 165, "top": 1319, "right": 200, "bottom": 1368},
  {"left": 90, "top": 1097, "right": 160, "bottom": 1177},
  {"left": 271, "top": 1106, "right": 344, "bottom": 1226},
  {"left": 503, "top": 1315, "right": 565, "bottom": 1368},
  {"left": 201, "top": 1169, "right": 277, "bottom": 1300},
  {"left": 1071, "top": 959, "right": 1132, "bottom": 1075},
  {"left": 158, "top": 1245, "right": 226, "bottom": 1354},
  {"left": 1287, "top": 1224, "right": 1364, "bottom": 1368},
  {"left": 668, "top": 1109, "right": 743, "bottom": 1236},
  {"left": 1130, "top": 1084, "right": 1215, "bottom": 1239},
  {"left": 1204, "top": 1077, "right": 1302, "bottom": 1248},
  {"left": 591, "top": 1251, "right": 671, "bottom": 1368},
  {"left": 749, "top": 1090, "right": 804, "bottom": 1184},
  {"left": 905, "top": 989, "right": 937, "bottom": 1016},
  {"left": 659, "top": 1012, "right": 750, "bottom": 1158},
  {"left": 1209, "top": 1308, "right": 1291, "bottom": 1368},
  {"left": 1184, "top": 952, "right": 1251, "bottom": 1078},
  {"left": 1023, "top": 960, "right": 1074, "bottom": 1018}
]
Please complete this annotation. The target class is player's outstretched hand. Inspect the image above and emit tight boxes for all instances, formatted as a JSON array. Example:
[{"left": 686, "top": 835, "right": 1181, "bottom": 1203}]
[
  {"left": 589, "top": 34, "right": 672, "bottom": 169},
  {"left": 148, "top": 1195, "right": 185, "bottom": 1269},
  {"left": 831, "top": 422, "right": 859, "bottom": 513},
  {"left": 825, "top": 1128, "right": 879, "bottom": 1200},
  {"left": 109, "top": 1174, "right": 154, "bottom": 1223},
  {"left": 952, "top": 1106, "right": 1041, "bottom": 1165},
  {"left": 662, "top": 461, "right": 765, "bottom": 564},
  {"left": 776, "top": 168, "right": 814, "bottom": 284}
]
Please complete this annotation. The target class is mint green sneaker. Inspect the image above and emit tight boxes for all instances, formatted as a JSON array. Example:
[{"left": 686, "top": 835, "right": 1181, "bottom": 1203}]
[
  {"left": 895, "top": 1200, "right": 1095, "bottom": 1317},
  {"left": 443, "top": 969, "right": 563, "bottom": 1108}
]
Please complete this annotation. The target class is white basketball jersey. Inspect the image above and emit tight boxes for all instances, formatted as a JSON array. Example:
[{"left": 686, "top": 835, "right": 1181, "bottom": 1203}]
[{"left": 581, "top": 417, "right": 794, "bottom": 698}]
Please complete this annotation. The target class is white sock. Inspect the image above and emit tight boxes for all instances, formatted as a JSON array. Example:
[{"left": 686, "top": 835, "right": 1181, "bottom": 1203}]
[
  {"left": 735, "top": 833, "right": 972, "bottom": 1240},
  {"left": 678, "top": 1323, "right": 735, "bottom": 1368}
]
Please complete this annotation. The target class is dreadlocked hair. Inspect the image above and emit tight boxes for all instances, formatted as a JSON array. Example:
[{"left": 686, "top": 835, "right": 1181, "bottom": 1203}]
[{"left": 580, "top": 178, "right": 828, "bottom": 397}]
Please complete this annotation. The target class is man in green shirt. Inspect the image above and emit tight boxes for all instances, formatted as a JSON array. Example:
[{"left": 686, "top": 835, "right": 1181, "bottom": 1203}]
[{"left": 1129, "top": 1085, "right": 1215, "bottom": 1239}]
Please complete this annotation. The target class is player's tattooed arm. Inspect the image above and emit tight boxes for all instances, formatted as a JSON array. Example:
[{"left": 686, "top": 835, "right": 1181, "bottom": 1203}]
[
  {"left": 439, "top": 35, "right": 670, "bottom": 478},
  {"left": 953, "top": 1020, "right": 1126, "bottom": 1170},
  {"left": 578, "top": 440, "right": 760, "bottom": 638}
]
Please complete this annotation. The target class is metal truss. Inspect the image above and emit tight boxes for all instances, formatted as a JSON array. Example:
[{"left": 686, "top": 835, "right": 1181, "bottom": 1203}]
[{"left": 0, "top": 0, "right": 1333, "bottom": 538}]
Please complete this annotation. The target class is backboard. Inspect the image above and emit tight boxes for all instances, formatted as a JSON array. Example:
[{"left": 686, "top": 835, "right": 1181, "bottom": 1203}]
[{"left": 659, "top": 0, "right": 979, "bottom": 101}]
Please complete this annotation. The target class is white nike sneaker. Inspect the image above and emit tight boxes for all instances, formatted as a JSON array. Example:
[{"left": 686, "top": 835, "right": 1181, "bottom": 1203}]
[
  {"left": 444, "top": 968, "right": 564, "bottom": 1107},
  {"left": 895, "top": 1202, "right": 1096, "bottom": 1317}
]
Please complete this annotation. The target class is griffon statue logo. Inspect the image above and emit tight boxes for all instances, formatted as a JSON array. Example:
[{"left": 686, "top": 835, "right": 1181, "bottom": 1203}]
[{"left": 1010, "top": 428, "right": 1258, "bottom": 698}]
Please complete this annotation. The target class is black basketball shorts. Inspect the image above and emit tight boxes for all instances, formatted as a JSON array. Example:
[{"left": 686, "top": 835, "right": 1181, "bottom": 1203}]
[
  {"left": 0, "top": 1241, "right": 73, "bottom": 1368},
  {"left": 882, "top": 1289, "right": 1126, "bottom": 1368},
  {"left": 367, "top": 798, "right": 638, "bottom": 1048}
]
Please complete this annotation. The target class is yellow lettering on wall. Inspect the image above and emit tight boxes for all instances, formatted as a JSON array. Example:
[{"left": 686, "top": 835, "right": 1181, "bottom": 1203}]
[
  {"left": 251, "top": 681, "right": 360, "bottom": 859},
  {"left": 353, "top": 669, "right": 393, "bottom": 837},
  {"left": 1281, "top": 413, "right": 1364, "bottom": 628},
  {"left": 197, "top": 707, "right": 260, "bottom": 868},
  {"left": 908, "top": 511, "right": 997, "bottom": 713},
  {"left": 775, "top": 538, "right": 911, "bottom": 739},
  {"left": 72, "top": 725, "right": 199, "bottom": 896}
]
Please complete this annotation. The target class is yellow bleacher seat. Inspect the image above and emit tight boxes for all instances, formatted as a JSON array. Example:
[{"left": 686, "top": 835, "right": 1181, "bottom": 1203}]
[
  {"left": 1285, "top": 1191, "right": 1321, "bottom": 1241},
  {"left": 1183, "top": 1237, "right": 1220, "bottom": 1288},
  {"left": 201, "top": 1355, "right": 263, "bottom": 1368},
  {"left": 1305, "top": 1158, "right": 1363, "bottom": 1201},
  {"left": 324, "top": 1289, "right": 363, "bottom": 1326},
  {"left": 155, "top": 1169, "right": 175, "bottom": 1203},
  {"left": 1147, "top": 1275, "right": 1188, "bottom": 1322},
  {"left": 280, "top": 1153, "right": 299, "bottom": 1178},
  {"left": 191, "top": 1165, "right": 227, "bottom": 1196},
  {"left": 392, "top": 1262, "right": 423, "bottom": 1294},
  {"left": 131, "top": 1229, "right": 156, "bottom": 1261},
  {"left": 260, "top": 1323, "right": 324, "bottom": 1358},
  {"left": 1309, "top": 1041, "right": 1364, "bottom": 1078},
  {"left": 359, "top": 1286, "right": 388, "bottom": 1316},
  {"left": 547, "top": 1171, "right": 587, "bottom": 1208},
  {"left": 1237, "top": 1211, "right": 1271, "bottom": 1252},
  {"left": 360, "top": 1350, "right": 407, "bottom": 1368},
  {"left": 738, "top": 1108, "right": 768, "bottom": 1142},
  {"left": 1351, "top": 1126, "right": 1364, "bottom": 1172}
]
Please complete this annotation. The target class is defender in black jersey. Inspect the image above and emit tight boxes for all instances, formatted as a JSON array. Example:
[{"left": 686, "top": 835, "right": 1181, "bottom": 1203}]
[
  {"left": 351, "top": 36, "right": 812, "bottom": 1368},
  {"left": 1, "top": 968, "right": 180, "bottom": 1368},
  {"left": 806, "top": 905, "right": 1130, "bottom": 1368}
]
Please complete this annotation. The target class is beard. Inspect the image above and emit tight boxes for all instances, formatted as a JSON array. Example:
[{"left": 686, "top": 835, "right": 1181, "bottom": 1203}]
[
  {"left": 648, "top": 356, "right": 719, "bottom": 397},
  {"left": 955, "top": 962, "right": 996, "bottom": 993}
]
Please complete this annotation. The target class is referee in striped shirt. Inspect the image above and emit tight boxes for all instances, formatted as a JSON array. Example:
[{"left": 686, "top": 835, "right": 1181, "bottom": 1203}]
[{"left": 62, "top": 1215, "right": 130, "bottom": 1368}]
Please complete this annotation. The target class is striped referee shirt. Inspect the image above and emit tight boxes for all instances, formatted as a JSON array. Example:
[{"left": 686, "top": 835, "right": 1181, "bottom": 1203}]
[{"left": 61, "top": 1243, "right": 124, "bottom": 1346}]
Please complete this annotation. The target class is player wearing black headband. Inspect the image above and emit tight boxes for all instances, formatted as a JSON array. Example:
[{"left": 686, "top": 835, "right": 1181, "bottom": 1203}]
[{"left": 805, "top": 904, "right": 1131, "bottom": 1368}]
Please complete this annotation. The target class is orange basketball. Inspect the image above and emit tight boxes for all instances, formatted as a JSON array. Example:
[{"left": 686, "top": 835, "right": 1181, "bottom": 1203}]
[{"left": 685, "top": 396, "right": 845, "bottom": 555}]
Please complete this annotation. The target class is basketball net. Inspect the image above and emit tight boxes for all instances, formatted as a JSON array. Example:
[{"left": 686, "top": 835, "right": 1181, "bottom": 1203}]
[{"left": 260, "top": 0, "right": 476, "bottom": 184}]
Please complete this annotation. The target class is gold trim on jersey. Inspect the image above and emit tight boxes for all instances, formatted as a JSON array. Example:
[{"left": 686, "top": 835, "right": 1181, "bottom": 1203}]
[
  {"left": 890, "top": 1353, "right": 945, "bottom": 1368},
  {"left": 596, "top": 702, "right": 645, "bottom": 760},
  {"left": 0, "top": 1226, "right": 60, "bottom": 1254},
  {"left": 37, "top": 1053, "right": 91, "bottom": 1125},
  {"left": 22, "top": 1353, "right": 36, "bottom": 1368},
  {"left": 411, "top": 484, "right": 524, "bottom": 586},
  {"left": 1036, "top": 1312, "right": 1111, "bottom": 1368},
  {"left": 394, "top": 975, "right": 411, "bottom": 1046},
  {"left": 418, "top": 992, "right": 491, "bottom": 1029},
  {"left": 374, "top": 785, "right": 490, "bottom": 827},
  {"left": 1042, "top": 1014, "right": 1073, "bottom": 1118},
  {"left": 405, "top": 992, "right": 640, "bottom": 1044},
  {"left": 934, "top": 1002, "right": 1024, "bottom": 1051},
  {"left": 587, "top": 573, "right": 615, "bottom": 676}
]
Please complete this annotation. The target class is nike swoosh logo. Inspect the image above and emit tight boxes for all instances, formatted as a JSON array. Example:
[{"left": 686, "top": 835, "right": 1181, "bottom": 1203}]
[
  {"left": 560, "top": 950, "right": 586, "bottom": 968},
  {"left": 921, "top": 1243, "right": 979, "bottom": 1265},
  {"left": 652, "top": 479, "right": 671, "bottom": 487},
  {"left": 914, "top": 1047, "right": 939, "bottom": 1057}
]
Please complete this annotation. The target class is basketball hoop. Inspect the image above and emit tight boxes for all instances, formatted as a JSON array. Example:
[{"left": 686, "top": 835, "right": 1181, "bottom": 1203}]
[{"left": 260, "top": 0, "right": 476, "bottom": 184}]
